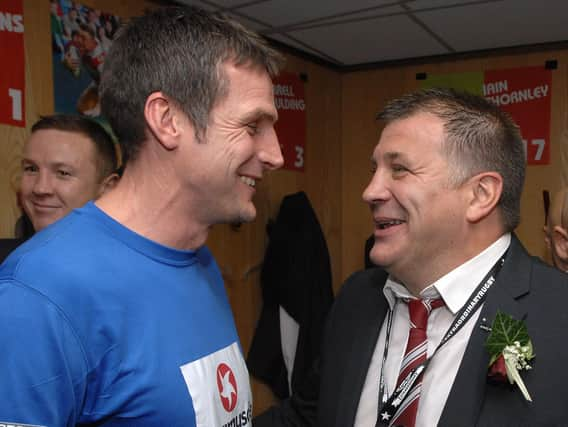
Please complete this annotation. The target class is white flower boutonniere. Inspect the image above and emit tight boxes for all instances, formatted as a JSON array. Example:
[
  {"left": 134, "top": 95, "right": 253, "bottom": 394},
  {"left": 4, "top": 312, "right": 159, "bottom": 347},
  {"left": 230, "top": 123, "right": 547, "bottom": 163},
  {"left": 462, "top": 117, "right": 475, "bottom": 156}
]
[{"left": 485, "top": 311, "right": 535, "bottom": 402}]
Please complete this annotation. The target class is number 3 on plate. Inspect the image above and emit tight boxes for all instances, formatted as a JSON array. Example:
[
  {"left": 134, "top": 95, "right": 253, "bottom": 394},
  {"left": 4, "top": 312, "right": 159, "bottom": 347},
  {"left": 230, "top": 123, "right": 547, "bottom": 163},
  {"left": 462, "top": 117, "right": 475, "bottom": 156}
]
[{"left": 294, "top": 145, "right": 304, "bottom": 168}]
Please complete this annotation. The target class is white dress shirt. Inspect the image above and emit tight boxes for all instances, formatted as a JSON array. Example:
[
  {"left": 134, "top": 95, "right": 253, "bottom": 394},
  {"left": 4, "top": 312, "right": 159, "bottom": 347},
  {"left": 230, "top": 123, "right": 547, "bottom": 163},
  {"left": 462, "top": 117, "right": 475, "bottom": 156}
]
[{"left": 354, "top": 233, "right": 511, "bottom": 427}]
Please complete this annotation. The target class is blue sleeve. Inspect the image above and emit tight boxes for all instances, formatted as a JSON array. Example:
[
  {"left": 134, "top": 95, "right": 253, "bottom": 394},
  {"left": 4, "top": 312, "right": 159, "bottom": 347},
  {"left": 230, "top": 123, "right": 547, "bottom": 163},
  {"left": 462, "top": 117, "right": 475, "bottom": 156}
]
[{"left": 0, "top": 279, "right": 88, "bottom": 426}]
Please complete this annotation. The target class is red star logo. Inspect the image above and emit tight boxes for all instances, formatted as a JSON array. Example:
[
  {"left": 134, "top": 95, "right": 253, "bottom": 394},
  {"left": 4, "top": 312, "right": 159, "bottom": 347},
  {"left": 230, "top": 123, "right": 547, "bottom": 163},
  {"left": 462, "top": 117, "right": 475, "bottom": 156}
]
[{"left": 217, "top": 363, "right": 238, "bottom": 412}]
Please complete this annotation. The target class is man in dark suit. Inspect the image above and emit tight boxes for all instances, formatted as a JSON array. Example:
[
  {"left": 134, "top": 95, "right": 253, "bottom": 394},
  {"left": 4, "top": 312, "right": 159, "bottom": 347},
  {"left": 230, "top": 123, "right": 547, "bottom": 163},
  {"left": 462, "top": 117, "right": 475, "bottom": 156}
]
[{"left": 255, "top": 88, "right": 568, "bottom": 426}]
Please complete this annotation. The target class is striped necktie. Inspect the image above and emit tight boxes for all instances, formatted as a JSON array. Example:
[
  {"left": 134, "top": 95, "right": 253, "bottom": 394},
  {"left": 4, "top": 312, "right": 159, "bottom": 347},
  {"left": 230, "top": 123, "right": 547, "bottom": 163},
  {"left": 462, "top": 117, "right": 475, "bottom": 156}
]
[{"left": 390, "top": 298, "right": 444, "bottom": 427}]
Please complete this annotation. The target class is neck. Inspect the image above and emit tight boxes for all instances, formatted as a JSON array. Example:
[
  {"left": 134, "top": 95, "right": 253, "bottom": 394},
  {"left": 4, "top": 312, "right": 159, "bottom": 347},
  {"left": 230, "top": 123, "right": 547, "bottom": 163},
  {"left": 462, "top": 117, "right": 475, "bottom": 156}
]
[
  {"left": 96, "top": 154, "right": 209, "bottom": 251},
  {"left": 395, "top": 230, "right": 506, "bottom": 296}
]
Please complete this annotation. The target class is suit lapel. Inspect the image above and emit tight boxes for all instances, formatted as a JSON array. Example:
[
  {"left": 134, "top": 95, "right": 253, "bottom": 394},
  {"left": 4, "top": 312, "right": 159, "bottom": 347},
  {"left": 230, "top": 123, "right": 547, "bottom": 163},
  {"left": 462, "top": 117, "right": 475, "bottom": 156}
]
[
  {"left": 439, "top": 235, "right": 531, "bottom": 426},
  {"left": 335, "top": 271, "right": 390, "bottom": 426}
]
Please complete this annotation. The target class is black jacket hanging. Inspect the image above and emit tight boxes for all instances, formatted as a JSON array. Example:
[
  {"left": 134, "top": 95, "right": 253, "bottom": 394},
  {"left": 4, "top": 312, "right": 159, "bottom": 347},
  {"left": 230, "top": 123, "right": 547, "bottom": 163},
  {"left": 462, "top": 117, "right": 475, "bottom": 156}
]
[{"left": 247, "top": 191, "right": 334, "bottom": 399}]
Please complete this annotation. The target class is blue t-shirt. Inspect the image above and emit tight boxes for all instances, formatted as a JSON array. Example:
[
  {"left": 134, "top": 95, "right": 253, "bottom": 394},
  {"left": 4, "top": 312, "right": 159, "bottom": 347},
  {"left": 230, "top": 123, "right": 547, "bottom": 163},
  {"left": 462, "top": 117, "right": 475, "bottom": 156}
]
[{"left": 0, "top": 202, "right": 252, "bottom": 426}]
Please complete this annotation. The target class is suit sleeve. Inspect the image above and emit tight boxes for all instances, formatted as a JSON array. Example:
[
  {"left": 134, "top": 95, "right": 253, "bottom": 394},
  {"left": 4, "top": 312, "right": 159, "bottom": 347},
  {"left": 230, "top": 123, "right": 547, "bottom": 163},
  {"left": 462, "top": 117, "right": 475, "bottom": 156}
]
[
  {"left": 253, "top": 358, "right": 320, "bottom": 427},
  {"left": 0, "top": 280, "right": 88, "bottom": 426}
]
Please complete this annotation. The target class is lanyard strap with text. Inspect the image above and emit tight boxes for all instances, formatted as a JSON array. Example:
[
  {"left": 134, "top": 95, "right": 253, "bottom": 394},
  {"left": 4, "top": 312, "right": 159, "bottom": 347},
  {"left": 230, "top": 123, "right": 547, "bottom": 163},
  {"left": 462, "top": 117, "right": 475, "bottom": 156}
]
[{"left": 376, "top": 254, "right": 507, "bottom": 426}]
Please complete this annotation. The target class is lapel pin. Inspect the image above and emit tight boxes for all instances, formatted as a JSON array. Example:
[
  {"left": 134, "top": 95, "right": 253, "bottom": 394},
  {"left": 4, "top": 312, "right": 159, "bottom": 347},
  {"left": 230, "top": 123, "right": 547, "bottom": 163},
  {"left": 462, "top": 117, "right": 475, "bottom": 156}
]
[{"left": 479, "top": 322, "right": 492, "bottom": 332}]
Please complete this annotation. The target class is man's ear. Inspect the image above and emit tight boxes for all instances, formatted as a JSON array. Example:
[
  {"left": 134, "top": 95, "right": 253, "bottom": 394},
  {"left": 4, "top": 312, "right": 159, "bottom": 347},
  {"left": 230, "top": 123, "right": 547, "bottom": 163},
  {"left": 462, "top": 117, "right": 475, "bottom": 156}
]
[
  {"left": 552, "top": 225, "right": 568, "bottom": 262},
  {"left": 465, "top": 172, "right": 503, "bottom": 223},
  {"left": 144, "top": 92, "right": 184, "bottom": 151},
  {"left": 97, "top": 172, "right": 120, "bottom": 198}
]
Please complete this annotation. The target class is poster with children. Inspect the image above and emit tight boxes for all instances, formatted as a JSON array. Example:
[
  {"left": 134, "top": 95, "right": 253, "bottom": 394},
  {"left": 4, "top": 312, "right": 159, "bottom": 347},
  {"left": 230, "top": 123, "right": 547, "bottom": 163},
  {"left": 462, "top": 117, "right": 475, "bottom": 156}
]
[{"left": 50, "top": 0, "right": 120, "bottom": 117}]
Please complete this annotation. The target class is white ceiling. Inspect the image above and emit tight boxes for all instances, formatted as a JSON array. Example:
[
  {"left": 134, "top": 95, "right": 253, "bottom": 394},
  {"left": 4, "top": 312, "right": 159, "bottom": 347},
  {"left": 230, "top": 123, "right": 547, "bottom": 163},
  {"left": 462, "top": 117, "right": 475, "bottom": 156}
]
[{"left": 175, "top": 0, "right": 568, "bottom": 70}]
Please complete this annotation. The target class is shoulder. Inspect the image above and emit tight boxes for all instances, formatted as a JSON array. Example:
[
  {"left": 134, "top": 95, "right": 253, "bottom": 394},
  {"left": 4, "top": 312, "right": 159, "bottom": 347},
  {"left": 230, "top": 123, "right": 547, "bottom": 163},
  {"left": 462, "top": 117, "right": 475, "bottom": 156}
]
[
  {"left": 0, "top": 212, "right": 101, "bottom": 348},
  {"left": 0, "top": 210, "right": 117, "bottom": 333},
  {"left": 337, "top": 267, "right": 389, "bottom": 300},
  {"left": 328, "top": 267, "right": 389, "bottom": 322},
  {"left": 0, "top": 238, "right": 24, "bottom": 264},
  {"left": 0, "top": 276, "right": 85, "bottom": 354},
  {"left": 1, "top": 208, "right": 108, "bottom": 283},
  {"left": 528, "top": 254, "right": 568, "bottom": 295},
  {"left": 0, "top": 273, "right": 89, "bottom": 375},
  {"left": 511, "top": 234, "right": 568, "bottom": 288},
  {"left": 0, "top": 204, "right": 109, "bottom": 271},
  {"left": 0, "top": 210, "right": 126, "bottom": 390},
  {"left": 505, "top": 234, "right": 568, "bottom": 295}
]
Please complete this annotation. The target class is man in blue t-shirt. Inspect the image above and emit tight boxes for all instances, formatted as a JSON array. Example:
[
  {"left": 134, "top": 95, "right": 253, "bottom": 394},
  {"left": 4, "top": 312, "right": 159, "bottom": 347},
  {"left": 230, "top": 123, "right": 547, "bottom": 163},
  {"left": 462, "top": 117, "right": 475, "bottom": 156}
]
[{"left": 0, "top": 5, "right": 283, "bottom": 426}]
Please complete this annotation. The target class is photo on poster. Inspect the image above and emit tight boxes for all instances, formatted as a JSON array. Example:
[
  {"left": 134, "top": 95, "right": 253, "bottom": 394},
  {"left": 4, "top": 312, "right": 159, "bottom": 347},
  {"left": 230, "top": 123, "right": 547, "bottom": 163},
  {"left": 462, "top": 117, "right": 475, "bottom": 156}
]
[{"left": 50, "top": 0, "right": 120, "bottom": 118}]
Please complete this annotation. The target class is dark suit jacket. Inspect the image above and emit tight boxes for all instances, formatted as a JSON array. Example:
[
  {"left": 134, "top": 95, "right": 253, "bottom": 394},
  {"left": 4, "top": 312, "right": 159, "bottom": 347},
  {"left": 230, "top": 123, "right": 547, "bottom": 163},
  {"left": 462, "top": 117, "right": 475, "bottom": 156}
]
[
  {"left": 255, "top": 235, "right": 568, "bottom": 426},
  {"left": 0, "top": 238, "right": 24, "bottom": 265}
]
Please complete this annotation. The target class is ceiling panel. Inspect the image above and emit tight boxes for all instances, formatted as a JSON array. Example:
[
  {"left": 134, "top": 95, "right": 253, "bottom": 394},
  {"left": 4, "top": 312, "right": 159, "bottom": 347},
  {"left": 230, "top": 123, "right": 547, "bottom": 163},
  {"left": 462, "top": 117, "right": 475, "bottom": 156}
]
[
  {"left": 238, "top": 0, "right": 402, "bottom": 28},
  {"left": 417, "top": 0, "right": 568, "bottom": 52},
  {"left": 175, "top": 0, "right": 568, "bottom": 68},
  {"left": 228, "top": 12, "right": 271, "bottom": 31},
  {"left": 260, "top": 5, "right": 405, "bottom": 36},
  {"left": 406, "top": 0, "right": 502, "bottom": 9},
  {"left": 267, "top": 33, "right": 342, "bottom": 64},
  {"left": 288, "top": 14, "right": 449, "bottom": 66},
  {"left": 178, "top": 0, "right": 272, "bottom": 30}
]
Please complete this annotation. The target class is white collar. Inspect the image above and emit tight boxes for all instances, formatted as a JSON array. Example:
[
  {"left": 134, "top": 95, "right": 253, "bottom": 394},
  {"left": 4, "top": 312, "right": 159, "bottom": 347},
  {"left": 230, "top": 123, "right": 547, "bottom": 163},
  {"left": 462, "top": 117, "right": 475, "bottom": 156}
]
[{"left": 383, "top": 233, "right": 511, "bottom": 314}]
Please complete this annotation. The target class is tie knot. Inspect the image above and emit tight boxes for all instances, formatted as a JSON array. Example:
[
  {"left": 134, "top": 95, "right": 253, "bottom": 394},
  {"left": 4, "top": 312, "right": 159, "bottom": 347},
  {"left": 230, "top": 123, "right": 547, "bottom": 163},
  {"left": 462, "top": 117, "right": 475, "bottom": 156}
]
[{"left": 407, "top": 298, "right": 444, "bottom": 330}]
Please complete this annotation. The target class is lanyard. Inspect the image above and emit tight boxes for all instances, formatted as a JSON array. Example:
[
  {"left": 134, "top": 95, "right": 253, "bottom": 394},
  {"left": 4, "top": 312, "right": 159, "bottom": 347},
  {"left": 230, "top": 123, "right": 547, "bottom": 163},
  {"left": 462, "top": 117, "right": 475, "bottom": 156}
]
[{"left": 375, "top": 254, "right": 506, "bottom": 426}]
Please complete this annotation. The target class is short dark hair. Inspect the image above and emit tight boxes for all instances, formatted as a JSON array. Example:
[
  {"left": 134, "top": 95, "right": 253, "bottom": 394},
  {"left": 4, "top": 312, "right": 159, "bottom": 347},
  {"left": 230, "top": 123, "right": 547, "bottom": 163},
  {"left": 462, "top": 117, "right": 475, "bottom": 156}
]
[
  {"left": 378, "top": 88, "right": 525, "bottom": 231},
  {"left": 31, "top": 114, "right": 118, "bottom": 180},
  {"left": 100, "top": 5, "right": 284, "bottom": 164}
]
